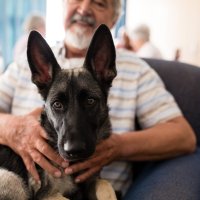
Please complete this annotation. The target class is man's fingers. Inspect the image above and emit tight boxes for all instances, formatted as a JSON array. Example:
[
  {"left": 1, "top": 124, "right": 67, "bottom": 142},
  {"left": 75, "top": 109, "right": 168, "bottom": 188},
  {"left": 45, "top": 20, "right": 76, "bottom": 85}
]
[
  {"left": 64, "top": 160, "right": 90, "bottom": 175},
  {"left": 74, "top": 167, "right": 101, "bottom": 183},
  {"left": 29, "top": 149, "right": 62, "bottom": 178},
  {"left": 38, "top": 128, "right": 48, "bottom": 140},
  {"left": 65, "top": 155, "right": 103, "bottom": 175},
  {"left": 28, "top": 107, "right": 43, "bottom": 117},
  {"left": 35, "top": 136, "right": 68, "bottom": 168},
  {"left": 95, "top": 141, "right": 105, "bottom": 151},
  {"left": 22, "top": 154, "right": 40, "bottom": 181}
]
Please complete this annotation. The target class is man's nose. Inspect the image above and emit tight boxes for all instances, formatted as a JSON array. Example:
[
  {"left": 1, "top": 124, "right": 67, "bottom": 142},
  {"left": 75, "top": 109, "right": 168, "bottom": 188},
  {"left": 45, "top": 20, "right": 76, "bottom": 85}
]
[{"left": 77, "top": 0, "right": 92, "bottom": 15}]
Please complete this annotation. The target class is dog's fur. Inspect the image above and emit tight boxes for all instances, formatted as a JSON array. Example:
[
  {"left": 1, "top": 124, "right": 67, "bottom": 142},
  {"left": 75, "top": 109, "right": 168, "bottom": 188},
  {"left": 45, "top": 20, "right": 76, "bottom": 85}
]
[{"left": 0, "top": 24, "right": 117, "bottom": 200}]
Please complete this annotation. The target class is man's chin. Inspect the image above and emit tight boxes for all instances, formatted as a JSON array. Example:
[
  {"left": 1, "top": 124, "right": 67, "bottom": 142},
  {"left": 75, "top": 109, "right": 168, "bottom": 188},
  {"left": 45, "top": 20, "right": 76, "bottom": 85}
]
[
  {"left": 71, "top": 23, "right": 95, "bottom": 37},
  {"left": 64, "top": 26, "right": 93, "bottom": 50}
]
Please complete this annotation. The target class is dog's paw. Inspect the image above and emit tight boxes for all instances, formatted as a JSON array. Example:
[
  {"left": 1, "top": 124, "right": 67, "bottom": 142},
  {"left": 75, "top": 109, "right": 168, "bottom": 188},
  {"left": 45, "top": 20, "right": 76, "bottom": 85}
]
[{"left": 96, "top": 179, "right": 117, "bottom": 200}]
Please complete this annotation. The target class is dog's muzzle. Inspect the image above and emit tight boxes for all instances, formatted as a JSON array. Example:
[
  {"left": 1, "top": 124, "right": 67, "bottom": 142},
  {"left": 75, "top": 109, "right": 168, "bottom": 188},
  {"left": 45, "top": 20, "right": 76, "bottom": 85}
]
[{"left": 63, "top": 141, "right": 93, "bottom": 161}]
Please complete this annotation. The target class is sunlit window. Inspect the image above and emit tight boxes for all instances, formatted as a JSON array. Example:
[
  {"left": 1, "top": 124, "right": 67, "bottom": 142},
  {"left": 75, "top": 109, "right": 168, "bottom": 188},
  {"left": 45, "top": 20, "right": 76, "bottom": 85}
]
[{"left": 46, "top": 0, "right": 65, "bottom": 46}]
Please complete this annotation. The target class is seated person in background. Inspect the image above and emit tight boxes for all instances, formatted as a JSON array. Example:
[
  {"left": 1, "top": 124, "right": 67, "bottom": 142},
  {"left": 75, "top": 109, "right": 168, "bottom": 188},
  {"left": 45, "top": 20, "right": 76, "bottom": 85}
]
[
  {"left": 0, "top": 0, "right": 199, "bottom": 199},
  {"left": 115, "top": 26, "right": 133, "bottom": 51},
  {"left": 13, "top": 13, "right": 46, "bottom": 61},
  {"left": 129, "top": 24, "right": 162, "bottom": 59}
]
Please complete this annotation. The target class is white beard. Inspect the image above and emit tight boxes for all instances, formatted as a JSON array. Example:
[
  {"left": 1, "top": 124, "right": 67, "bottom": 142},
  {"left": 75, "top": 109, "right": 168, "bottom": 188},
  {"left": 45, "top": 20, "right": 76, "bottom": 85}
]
[{"left": 64, "top": 26, "right": 92, "bottom": 50}]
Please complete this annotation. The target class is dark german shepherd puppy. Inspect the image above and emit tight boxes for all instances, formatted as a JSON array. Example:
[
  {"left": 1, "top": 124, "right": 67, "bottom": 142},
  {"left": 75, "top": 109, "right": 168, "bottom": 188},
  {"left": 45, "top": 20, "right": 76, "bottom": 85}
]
[{"left": 0, "top": 24, "right": 117, "bottom": 200}]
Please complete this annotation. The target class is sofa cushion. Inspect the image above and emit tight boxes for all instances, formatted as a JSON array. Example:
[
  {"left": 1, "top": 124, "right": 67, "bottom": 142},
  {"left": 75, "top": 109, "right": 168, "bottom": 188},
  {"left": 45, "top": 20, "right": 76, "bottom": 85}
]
[{"left": 143, "top": 58, "right": 200, "bottom": 145}]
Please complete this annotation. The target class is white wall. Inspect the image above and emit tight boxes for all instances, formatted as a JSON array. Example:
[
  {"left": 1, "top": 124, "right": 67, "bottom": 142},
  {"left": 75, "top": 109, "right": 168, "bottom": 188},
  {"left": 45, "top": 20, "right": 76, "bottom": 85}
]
[{"left": 126, "top": 0, "right": 200, "bottom": 66}]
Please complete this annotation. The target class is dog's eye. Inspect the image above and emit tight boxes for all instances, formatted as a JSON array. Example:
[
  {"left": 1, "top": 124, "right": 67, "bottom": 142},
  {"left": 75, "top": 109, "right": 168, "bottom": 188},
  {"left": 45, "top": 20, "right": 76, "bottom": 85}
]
[
  {"left": 53, "top": 101, "right": 63, "bottom": 110},
  {"left": 87, "top": 98, "right": 95, "bottom": 105}
]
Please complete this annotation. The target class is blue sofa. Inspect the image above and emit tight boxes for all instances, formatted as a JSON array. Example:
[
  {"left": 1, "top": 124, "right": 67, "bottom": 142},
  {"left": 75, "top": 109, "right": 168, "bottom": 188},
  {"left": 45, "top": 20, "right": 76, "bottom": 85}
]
[{"left": 143, "top": 58, "right": 200, "bottom": 145}]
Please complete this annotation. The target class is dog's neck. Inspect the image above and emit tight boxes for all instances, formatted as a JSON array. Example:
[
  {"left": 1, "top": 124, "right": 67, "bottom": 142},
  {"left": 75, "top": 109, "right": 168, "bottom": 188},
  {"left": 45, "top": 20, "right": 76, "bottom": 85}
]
[{"left": 40, "top": 111, "right": 58, "bottom": 149}]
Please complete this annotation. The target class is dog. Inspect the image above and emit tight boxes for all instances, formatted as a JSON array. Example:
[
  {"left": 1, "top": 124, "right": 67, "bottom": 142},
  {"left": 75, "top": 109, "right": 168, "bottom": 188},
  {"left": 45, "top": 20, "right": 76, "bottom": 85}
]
[{"left": 0, "top": 24, "right": 117, "bottom": 200}]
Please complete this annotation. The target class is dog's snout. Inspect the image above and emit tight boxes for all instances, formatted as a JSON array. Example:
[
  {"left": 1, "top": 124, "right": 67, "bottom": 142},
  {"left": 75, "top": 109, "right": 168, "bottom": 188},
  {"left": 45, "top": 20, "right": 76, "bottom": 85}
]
[{"left": 64, "top": 141, "right": 87, "bottom": 160}]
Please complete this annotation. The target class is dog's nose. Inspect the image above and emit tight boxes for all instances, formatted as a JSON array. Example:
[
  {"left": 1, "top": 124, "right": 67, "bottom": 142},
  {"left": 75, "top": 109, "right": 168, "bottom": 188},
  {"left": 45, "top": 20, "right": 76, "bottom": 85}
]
[{"left": 64, "top": 141, "right": 86, "bottom": 159}]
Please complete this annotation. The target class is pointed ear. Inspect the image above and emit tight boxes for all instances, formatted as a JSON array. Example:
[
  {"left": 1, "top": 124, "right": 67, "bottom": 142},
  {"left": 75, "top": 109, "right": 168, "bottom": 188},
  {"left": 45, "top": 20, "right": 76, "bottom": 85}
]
[
  {"left": 83, "top": 24, "right": 117, "bottom": 89},
  {"left": 27, "top": 30, "right": 61, "bottom": 98}
]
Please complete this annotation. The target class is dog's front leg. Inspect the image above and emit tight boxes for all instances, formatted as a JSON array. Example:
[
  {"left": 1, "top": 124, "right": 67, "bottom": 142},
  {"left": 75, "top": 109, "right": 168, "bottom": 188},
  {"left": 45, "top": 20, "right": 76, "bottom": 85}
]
[
  {"left": 95, "top": 179, "right": 117, "bottom": 200},
  {"left": 42, "top": 192, "right": 70, "bottom": 200},
  {"left": 84, "top": 178, "right": 117, "bottom": 200}
]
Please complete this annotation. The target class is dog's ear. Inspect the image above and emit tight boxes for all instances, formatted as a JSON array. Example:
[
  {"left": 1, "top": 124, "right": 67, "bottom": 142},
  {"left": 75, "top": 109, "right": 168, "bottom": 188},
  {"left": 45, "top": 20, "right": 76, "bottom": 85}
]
[
  {"left": 84, "top": 24, "right": 117, "bottom": 89},
  {"left": 27, "top": 30, "right": 61, "bottom": 98}
]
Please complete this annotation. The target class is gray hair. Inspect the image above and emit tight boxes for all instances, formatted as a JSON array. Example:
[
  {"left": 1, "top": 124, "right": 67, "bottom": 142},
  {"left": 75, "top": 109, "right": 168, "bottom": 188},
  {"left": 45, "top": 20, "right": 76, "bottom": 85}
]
[
  {"left": 23, "top": 14, "right": 45, "bottom": 32},
  {"left": 131, "top": 24, "right": 150, "bottom": 42}
]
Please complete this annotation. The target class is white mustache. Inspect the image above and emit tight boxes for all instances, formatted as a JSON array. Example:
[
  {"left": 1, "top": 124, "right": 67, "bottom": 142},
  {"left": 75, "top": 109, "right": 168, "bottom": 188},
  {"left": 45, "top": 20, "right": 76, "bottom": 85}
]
[{"left": 71, "top": 13, "right": 96, "bottom": 26}]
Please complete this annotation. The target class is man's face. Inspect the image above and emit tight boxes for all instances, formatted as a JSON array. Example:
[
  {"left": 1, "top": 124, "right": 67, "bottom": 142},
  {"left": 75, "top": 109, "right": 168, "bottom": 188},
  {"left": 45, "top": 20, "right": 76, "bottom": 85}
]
[{"left": 63, "top": 0, "right": 115, "bottom": 50}]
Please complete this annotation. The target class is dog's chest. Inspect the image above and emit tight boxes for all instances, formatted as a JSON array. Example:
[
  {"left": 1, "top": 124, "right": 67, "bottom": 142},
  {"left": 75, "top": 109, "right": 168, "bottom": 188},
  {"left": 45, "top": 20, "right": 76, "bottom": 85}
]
[
  {"left": 47, "top": 173, "right": 77, "bottom": 194},
  {"left": 30, "top": 172, "right": 77, "bottom": 197}
]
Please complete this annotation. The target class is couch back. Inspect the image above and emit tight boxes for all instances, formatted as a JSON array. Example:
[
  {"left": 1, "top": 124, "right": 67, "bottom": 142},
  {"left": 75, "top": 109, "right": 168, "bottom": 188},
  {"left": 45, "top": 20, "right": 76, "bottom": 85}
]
[{"left": 143, "top": 58, "right": 200, "bottom": 146}]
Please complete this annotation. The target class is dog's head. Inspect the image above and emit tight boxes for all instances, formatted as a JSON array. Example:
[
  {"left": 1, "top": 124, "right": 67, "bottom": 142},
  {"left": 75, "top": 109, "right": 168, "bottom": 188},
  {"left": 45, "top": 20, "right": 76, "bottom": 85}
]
[{"left": 27, "top": 24, "right": 116, "bottom": 161}]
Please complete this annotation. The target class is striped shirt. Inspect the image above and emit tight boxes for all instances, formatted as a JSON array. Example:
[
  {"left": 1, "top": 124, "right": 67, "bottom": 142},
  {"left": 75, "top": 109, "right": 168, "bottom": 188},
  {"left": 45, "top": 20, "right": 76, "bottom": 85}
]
[{"left": 0, "top": 43, "right": 182, "bottom": 195}]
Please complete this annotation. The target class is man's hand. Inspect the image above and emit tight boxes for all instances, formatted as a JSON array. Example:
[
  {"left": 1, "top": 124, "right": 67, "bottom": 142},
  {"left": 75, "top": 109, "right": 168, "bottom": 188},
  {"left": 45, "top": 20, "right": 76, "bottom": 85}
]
[
  {"left": 64, "top": 134, "right": 121, "bottom": 183},
  {"left": 2, "top": 108, "right": 68, "bottom": 182}
]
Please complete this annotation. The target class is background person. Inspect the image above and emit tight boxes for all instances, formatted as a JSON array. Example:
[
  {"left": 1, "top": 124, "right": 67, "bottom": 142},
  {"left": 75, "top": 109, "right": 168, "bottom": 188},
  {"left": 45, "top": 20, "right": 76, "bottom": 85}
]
[
  {"left": 0, "top": 0, "right": 199, "bottom": 199},
  {"left": 115, "top": 26, "right": 133, "bottom": 51},
  {"left": 13, "top": 13, "right": 46, "bottom": 61},
  {"left": 129, "top": 24, "right": 162, "bottom": 59}
]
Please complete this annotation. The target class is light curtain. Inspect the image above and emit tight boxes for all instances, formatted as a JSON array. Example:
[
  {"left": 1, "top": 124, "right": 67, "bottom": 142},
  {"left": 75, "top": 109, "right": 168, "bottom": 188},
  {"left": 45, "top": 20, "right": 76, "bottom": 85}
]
[{"left": 0, "top": 0, "right": 46, "bottom": 69}]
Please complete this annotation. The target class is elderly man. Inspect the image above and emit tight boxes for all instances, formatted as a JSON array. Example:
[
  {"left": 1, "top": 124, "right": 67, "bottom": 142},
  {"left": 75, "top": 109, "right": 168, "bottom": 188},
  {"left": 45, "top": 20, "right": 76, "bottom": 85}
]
[{"left": 0, "top": 0, "right": 199, "bottom": 199}]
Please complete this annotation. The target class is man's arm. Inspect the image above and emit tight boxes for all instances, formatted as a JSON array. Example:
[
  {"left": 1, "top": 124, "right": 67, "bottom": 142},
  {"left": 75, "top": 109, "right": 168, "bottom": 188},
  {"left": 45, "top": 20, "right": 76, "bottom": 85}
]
[
  {"left": 118, "top": 116, "right": 196, "bottom": 160},
  {"left": 0, "top": 108, "right": 68, "bottom": 181},
  {"left": 64, "top": 116, "right": 196, "bottom": 183}
]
